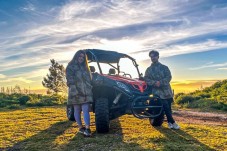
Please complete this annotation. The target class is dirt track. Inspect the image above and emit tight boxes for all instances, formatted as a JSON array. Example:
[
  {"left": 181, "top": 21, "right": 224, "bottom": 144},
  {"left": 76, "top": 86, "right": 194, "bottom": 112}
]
[{"left": 172, "top": 110, "right": 227, "bottom": 126}]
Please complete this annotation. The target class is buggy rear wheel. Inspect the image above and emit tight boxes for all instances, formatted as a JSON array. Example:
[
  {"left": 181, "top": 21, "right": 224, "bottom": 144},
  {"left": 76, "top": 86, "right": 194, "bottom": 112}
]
[
  {"left": 66, "top": 105, "right": 75, "bottom": 121},
  {"left": 149, "top": 110, "right": 164, "bottom": 126},
  {"left": 95, "top": 98, "right": 110, "bottom": 133},
  {"left": 148, "top": 99, "right": 164, "bottom": 126}
]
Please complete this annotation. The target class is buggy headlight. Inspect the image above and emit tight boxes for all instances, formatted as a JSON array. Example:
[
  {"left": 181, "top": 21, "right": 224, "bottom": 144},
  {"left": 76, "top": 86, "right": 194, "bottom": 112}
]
[{"left": 116, "top": 82, "right": 130, "bottom": 93}]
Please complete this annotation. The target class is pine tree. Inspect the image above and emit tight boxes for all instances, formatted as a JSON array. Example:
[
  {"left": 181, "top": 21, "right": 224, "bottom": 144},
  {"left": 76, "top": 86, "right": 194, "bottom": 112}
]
[{"left": 42, "top": 59, "right": 67, "bottom": 94}]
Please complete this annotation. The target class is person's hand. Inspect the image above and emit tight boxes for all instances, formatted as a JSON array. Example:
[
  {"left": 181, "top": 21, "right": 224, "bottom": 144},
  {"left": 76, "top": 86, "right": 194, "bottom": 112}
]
[
  {"left": 155, "top": 81, "right": 160, "bottom": 87},
  {"left": 69, "top": 85, "right": 77, "bottom": 96}
]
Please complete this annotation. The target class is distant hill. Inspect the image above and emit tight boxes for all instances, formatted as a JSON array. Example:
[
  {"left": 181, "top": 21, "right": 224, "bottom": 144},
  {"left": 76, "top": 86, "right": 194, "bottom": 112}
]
[
  {"left": 174, "top": 80, "right": 227, "bottom": 111},
  {"left": 191, "top": 79, "right": 227, "bottom": 98},
  {"left": 30, "top": 89, "right": 47, "bottom": 95}
]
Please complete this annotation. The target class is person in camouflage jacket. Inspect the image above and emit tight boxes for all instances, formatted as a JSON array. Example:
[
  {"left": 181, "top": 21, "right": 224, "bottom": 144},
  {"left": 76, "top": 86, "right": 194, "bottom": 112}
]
[
  {"left": 66, "top": 50, "right": 93, "bottom": 136},
  {"left": 144, "top": 50, "right": 180, "bottom": 129}
]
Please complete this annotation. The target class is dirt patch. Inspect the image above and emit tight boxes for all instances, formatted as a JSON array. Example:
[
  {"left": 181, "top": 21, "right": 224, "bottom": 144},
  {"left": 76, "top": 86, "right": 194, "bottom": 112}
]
[{"left": 172, "top": 110, "right": 227, "bottom": 126}]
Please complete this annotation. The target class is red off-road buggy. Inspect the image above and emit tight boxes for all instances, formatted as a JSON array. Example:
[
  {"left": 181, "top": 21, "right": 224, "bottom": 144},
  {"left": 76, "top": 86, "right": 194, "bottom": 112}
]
[{"left": 67, "top": 49, "right": 164, "bottom": 133}]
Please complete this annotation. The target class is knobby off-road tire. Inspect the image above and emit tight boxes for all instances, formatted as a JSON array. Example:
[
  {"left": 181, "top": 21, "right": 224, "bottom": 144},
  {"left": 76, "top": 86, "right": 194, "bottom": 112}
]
[
  {"left": 66, "top": 105, "right": 75, "bottom": 121},
  {"left": 95, "top": 98, "right": 110, "bottom": 133},
  {"left": 149, "top": 110, "right": 164, "bottom": 126}
]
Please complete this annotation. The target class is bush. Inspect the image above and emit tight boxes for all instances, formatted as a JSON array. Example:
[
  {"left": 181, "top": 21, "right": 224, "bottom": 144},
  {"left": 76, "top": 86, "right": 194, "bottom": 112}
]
[
  {"left": 221, "top": 104, "right": 227, "bottom": 111},
  {"left": 0, "top": 98, "right": 18, "bottom": 107},
  {"left": 40, "top": 94, "right": 66, "bottom": 106},
  {"left": 0, "top": 101, "right": 7, "bottom": 108},
  {"left": 211, "top": 103, "right": 223, "bottom": 110},
  {"left": 18, "top": 95, "right": 31, "bottom": 105},
  {"left": 26, "top": 98, "right": 40, "bottom": 106},
  {"left": 7, "top": 104, "right": 21, "bottom": 109},
  {"left": 5, "top": 93, "right": 23, "bottom": 101},
  {"left": 175, "top": 95, "right": 196, "bottom": 105},
  {"left": 198, "top": 93, "right": 211, "bottom": 98},
  {"left": 174, "top": 93, "right": 185, "bottom": 100},
  {"left": 186, "top": 99, "right": 215, "bottom": 108},
  {"left": 0, "top": 93, "right": 67, "bottom": 108}
]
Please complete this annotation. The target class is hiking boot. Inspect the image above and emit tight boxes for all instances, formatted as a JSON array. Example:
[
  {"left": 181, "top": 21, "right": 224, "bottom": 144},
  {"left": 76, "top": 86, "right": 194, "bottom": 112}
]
[
  {"left": 172, "top": 122, "right": 180, "bottom": 130},
  {"left": 84, "top": 128, "right": 92, "bottom": 137},
  {"left": 78, "top": 127, "right": 85, "bottom": 134},
  {"left": 168, "top": 122, "right": 173, "bottom": 129}
]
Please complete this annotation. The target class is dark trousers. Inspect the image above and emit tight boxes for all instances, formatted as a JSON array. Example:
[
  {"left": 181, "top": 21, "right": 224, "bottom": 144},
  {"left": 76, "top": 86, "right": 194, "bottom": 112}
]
[{"left": 161, "top": 98, "right": 175, "bottom": 124}]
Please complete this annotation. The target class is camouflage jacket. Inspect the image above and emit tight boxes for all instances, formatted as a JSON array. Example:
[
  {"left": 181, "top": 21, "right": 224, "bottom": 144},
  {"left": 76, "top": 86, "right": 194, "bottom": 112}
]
[
  {"left": 66, "top": 63, "right": 93, "bottom": 105},
  {"left": 144, "top": 62, "right": 173, "bottom": 99}
]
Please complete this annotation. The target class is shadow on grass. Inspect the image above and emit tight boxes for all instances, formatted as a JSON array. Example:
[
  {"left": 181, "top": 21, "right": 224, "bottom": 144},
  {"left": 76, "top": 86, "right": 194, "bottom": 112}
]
[
  {"left": 152, "top": 127, "right": 215, "bottom": 151},
  {"left": 58, "top": 118, "right": 147, "bottom": 151},
  {"left": 5, "top": 121, "right": 73, "bottom": 151},
  {"left": 5, "top": 118, "right": 146, "bottom": 151},
  {"left": 4, "top": 116, "right": 217, "bottom": 151}
]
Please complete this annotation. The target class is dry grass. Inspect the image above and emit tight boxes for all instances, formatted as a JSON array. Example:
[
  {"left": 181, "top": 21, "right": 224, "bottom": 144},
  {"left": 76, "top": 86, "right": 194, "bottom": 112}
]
[{"left": 0, "top": 106, "right": 226, "bottom": 151}]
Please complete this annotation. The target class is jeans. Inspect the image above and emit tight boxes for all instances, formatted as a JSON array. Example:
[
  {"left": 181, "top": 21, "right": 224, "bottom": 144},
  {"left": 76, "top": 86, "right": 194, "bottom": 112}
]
[
  {"left": 73, "top": 103, "right": 90, "bottom": 127},
  {"left": 161, "top": 98, "right": 175, "bottom": 124}
]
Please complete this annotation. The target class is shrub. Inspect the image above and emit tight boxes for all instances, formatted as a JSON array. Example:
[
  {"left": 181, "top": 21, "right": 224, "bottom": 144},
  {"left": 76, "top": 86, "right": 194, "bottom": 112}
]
[
  {"left": 187, "top": 98, "right": 215, "bottom": 108},
  {"left": 18, "top": 95, "right": 31, "bottom": 105},
  {"left": 211, "top": 103, "right": 223, "bottom": 110},
  {"left": 0, "top": 101, "right": 7, "bottom": 108},
  {"left": 174, "top": 93, "right": 185, "bottom": 100},
  {"left": 198, "top": 93, "right": 211, "bottom": 98},
  {"left": 40, "top": 94, "right": 66, "bottom": 106},
  {"left": 175, "top": 95, "right": 195, "bottom": 104},
  {"left": 221, "top": 104, "right": 227, "bottom": 111},
  {"left": 0, "top": 93, "right": 67, "bottom": 108},
  {"left": 7, "top": 104, "right": 21, "bottom": 109},
  {"left": 26, "top": 98, "right": 40, "bottom": 106},
  {"left": 0, "top": 93, "right": 7, "bottom": 99},
  {"left": 5, "top": 93, "right": 23, "bottom": 101}
]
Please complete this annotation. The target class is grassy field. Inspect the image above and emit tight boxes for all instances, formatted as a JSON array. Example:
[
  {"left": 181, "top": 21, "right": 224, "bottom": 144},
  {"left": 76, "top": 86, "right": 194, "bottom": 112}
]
[{"left": 0, "top": 106, "right": 226, "bottom": 151}]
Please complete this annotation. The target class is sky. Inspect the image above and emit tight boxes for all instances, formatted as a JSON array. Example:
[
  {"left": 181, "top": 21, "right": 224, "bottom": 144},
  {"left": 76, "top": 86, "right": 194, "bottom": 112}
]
[{"left": 0, "top": 0, "right": 227, "bottom": 93}]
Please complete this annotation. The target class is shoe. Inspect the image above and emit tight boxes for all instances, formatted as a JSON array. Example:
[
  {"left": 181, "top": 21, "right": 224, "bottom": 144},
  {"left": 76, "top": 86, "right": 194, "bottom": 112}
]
[
  {"left": 84, "top": 128, "right": 92, "bottom": 137},
  {"left": 172, "top": 122, "right": 180, "bottom": 129},
  {"left": 168, "top": 122, "right": 173, "bottom": 129},
  {"left": 78, "top": 127, "right": 85, "bottom": 134}
]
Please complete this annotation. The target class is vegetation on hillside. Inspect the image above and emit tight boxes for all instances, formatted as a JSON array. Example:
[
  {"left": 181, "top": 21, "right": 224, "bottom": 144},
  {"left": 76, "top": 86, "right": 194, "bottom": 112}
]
[
  {"left": 175, "top": 80, "right": 227, "bottom": 111},
  {"left": 0, "top": 93, "right": 66, "bottom": 109}
]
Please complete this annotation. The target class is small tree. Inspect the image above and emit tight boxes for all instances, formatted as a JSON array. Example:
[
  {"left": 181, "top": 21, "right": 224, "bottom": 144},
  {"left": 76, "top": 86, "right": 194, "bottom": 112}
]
[
  {"left": 0, "top": 87, "right": 4, "bottom": 93},
  {"left": 6, "top": 87, "right": 10, "bottom": 94},
  {"left": 13, "top": 85, "right": 22, "bottom": 93},
  {"left": 42, "top": 59, "right": 67, "bottom": 94}
]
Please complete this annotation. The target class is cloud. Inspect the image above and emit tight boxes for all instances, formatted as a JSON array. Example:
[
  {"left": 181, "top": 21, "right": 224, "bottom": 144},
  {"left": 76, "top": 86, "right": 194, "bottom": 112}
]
[
  {"left": 20, "top": 2, "right": 36, "bottom": 12},
  {"left": 0, "top": 77, "right": 33, "bottom": 84},
  {"left": 189, "top": 62, "right": 227, "bottom": 70},
  {"left": 12, "top": 68, "right": 51, "bottom": 79},
  {"left": 217, "top": 67, "right": 227, "bottom": 70},
  {"left": 0, "top": 0, "right": 227, "bottom": 87}
]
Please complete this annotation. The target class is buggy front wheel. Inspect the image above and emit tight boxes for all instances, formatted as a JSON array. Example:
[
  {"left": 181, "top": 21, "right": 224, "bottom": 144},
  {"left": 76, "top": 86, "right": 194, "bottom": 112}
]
[{"left": 95, "top": 98, "right": 110, "bottom": 133}]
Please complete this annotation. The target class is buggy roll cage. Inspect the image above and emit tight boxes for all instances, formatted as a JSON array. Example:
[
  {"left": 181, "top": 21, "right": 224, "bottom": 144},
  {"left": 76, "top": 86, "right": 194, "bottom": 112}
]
[{"left": 85, "top": 49, "right": 142, "bottom": 79}]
